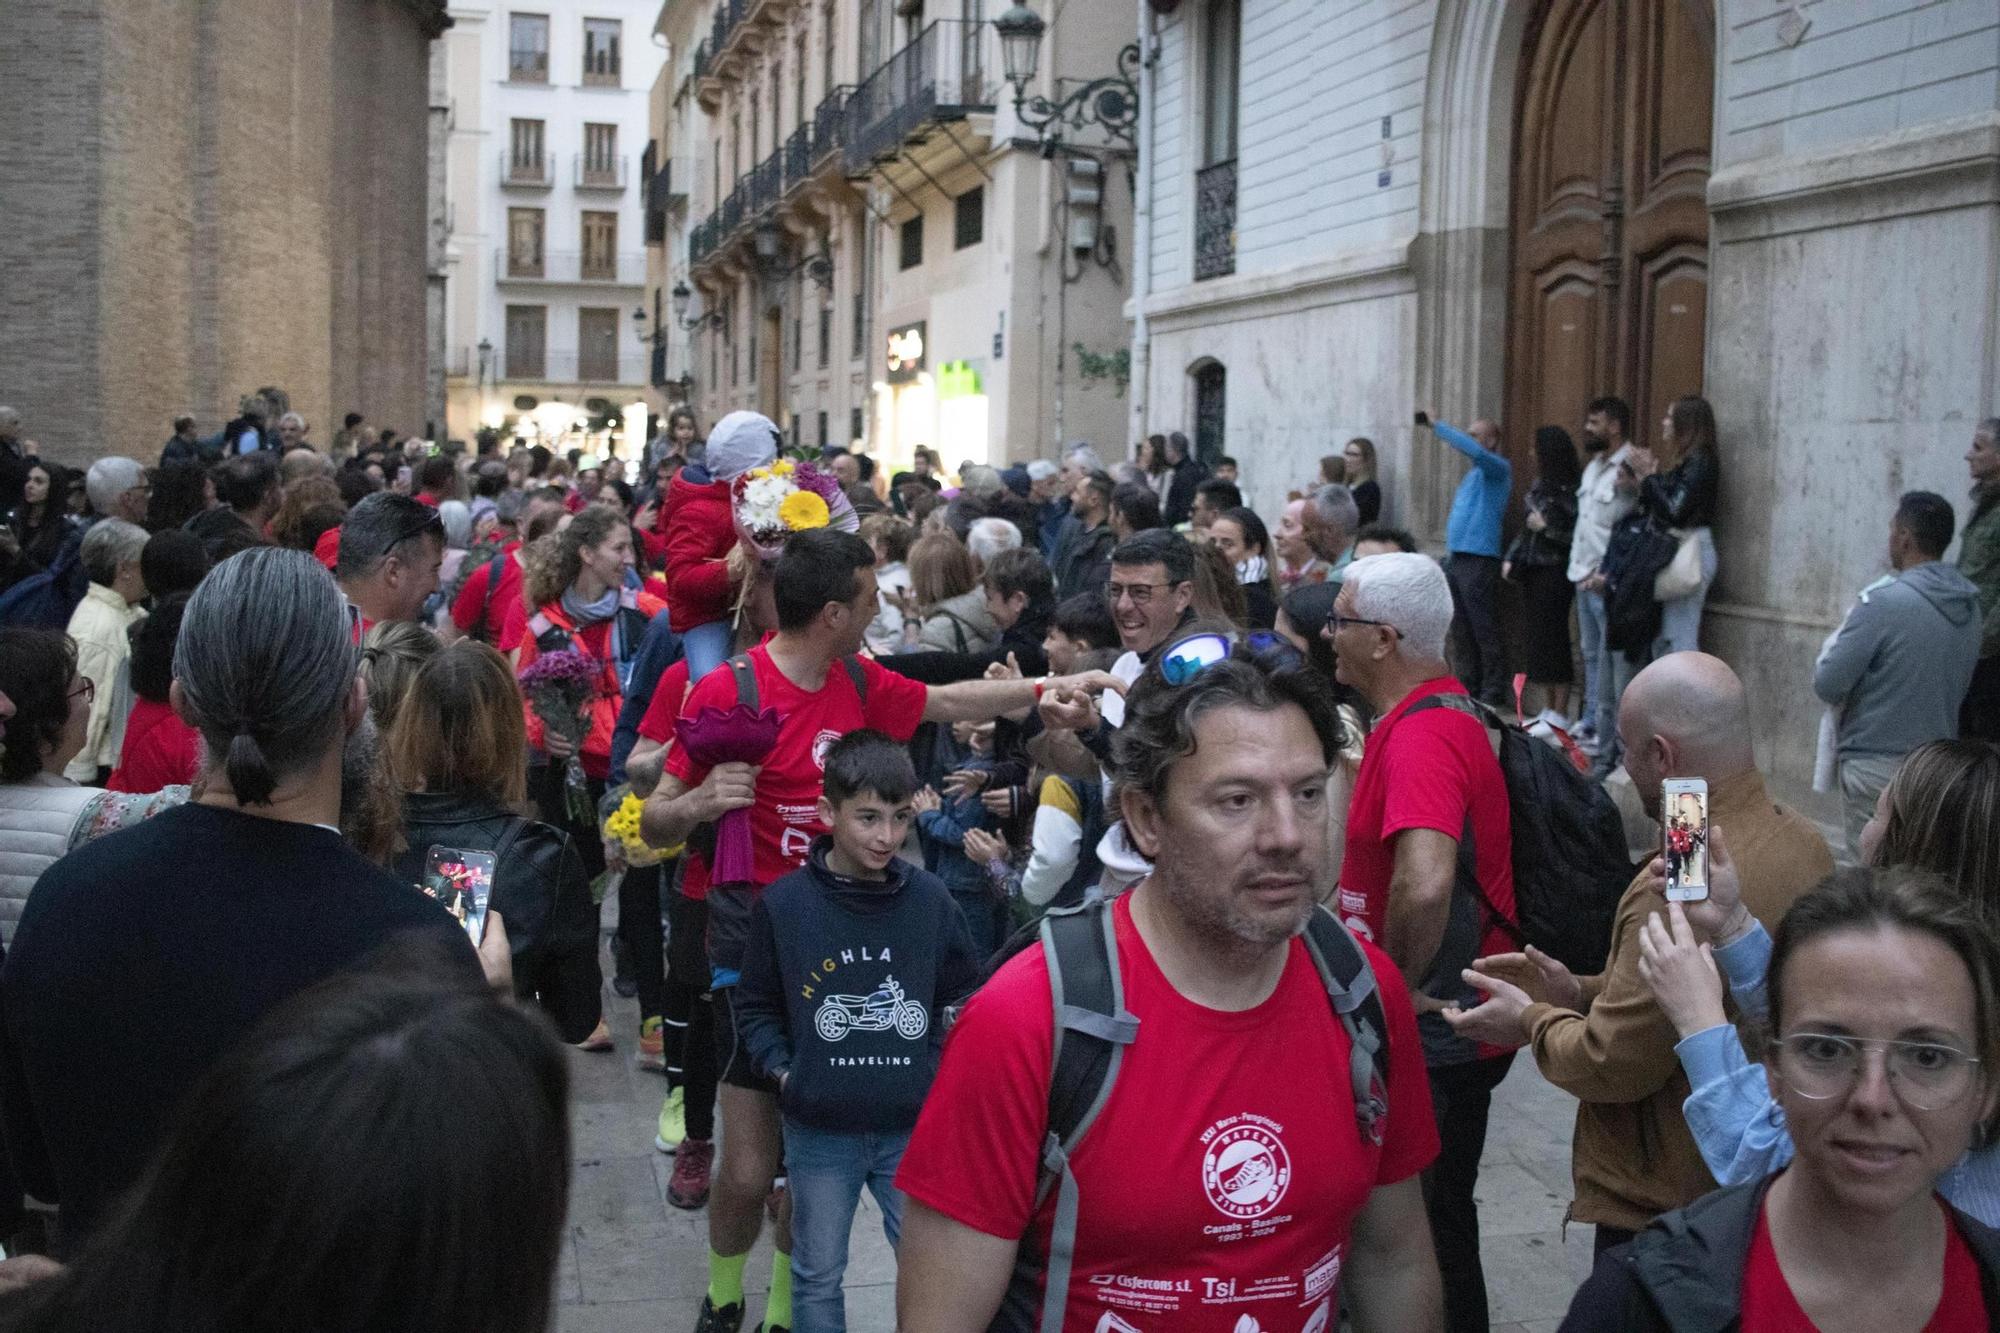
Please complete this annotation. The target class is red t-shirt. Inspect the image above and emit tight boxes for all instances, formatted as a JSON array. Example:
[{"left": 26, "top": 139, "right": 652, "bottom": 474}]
[
  {"left": 896, "top": 892, "right": 1437, "bottom": 1330},
  {"left": 450, "top": 545, "right": 525, "bottom": 650},
  {"left": 108, "top": 697, "right": 201, "bottom": 793},
  {"left": 637, "top": 660, "right": 706, "bottom": 898},
  {"left": 1740, "top": 1195, "right": 1987, "bottom": 1331},
  {"left": 662, "top": 644, "right": 927, "bottom": 887},
  {"left": 1337, "top": 677, "right": 1516, "bottom": 1058}
]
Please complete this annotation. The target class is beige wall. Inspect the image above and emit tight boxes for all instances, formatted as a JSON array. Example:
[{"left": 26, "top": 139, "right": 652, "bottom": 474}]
[{"left": 0, "top": 0, "right": 445, "bottom": 461}]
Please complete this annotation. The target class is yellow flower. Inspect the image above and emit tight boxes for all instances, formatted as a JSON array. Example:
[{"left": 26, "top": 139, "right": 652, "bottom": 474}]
[
  {"left": 771, "top": 458, "right": 795, "bottom": 476},
  {"left": 779, "top": 490, "right": 830, "bottom": 531}
]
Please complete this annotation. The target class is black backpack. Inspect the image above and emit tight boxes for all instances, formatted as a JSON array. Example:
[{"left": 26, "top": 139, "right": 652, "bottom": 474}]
[
  {"left": 988, "top": 898, "right": 1392, "bottom": 1332},
  {"left": 1405, "top": 693, "right": 1631, "bottom": 974}
]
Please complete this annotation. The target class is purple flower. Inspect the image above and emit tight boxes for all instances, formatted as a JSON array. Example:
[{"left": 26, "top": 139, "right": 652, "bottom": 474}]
[
  {"left": 518, "top": 649, "right": 601, "bottom": 692},
  {"left": 791, "top": 461, "right": 843, "bottom": 503}
]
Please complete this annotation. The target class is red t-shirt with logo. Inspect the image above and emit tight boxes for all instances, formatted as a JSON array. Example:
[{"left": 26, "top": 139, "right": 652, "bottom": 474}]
[
  {"left": 450, "top": 544, "right": 525, "bottom": 649},
  {"left": 663, "top": 644, "right": 927, "bottom": 888},
  {"left": 895, "top": 892, "right": 1437, "bottom": 1331},
  {"left": 1740, "top": 1195, "right": 1987, "bottom": 1331},
  {"left": 1337, "top": 677, "right": 1516, "bottom": 1058}
]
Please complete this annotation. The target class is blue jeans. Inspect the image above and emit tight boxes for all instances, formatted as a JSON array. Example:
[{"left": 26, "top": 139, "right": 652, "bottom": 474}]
[
  {"left": 1654, "top": 527, "right": 1718, "bottom": 657},
  {"left": 1574, "top": 585, "right": 1607, "bottom": 729},
  {"left": 784, "top": 1119, "right": 909, "bottom": 1333},
  {"left": 681, "top": 619, "right": 734, "bottom": 682}
]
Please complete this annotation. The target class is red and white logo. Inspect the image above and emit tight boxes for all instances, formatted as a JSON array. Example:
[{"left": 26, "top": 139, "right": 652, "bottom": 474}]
[
  {"left": 811, "top": 728, "right": 842, "bottom": 770},
  {"left": 1200, "top": 1118, "right": 1291, "bottom": 1219}
]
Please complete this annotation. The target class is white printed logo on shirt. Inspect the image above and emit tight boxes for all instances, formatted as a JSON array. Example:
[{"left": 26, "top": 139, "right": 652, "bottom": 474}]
[
  {"left": 811, "top": 976, "right": 929, "bottom": 1043},
  {"left": 1199, "top": 1114, "right": 1292, "bottom": 1219}
]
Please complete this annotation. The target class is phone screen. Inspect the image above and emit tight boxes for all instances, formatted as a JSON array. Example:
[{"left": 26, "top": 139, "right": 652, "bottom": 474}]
[
  {"left": 423, "top": 847, "right": 496, "bottom": 944},
  {"left": 1662, "top": 781, "right": 1710, "bottom": 902}
]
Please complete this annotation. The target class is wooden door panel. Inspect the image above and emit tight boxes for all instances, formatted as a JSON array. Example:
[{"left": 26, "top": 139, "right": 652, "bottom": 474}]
[
  {"left": 1633, "top": 0, "right": 1713, "bottom": 198},
  {"left": 1517, "top": 267, "right": 1606, "bottom": 452},
  {"left": 1631, "top": 248, "right": 1708, "bottom": 448}
]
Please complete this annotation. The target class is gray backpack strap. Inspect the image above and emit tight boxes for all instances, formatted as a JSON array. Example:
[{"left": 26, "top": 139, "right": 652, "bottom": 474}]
[
  {"left": 839, "top": 653, "right": 867, "bottom": 706},
  {"left": 1302, "top": 906, "right": 1392, "bottom": 1147},
  {"left": 1027, "top": 900, "right": 1137, "bottom": 1333},
  {"left": 727, "top": 653, "right": 758, "bottom": 710}
]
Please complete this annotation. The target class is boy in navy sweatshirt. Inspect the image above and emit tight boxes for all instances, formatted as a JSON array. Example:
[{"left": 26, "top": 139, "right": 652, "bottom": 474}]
[{"left": 734, "top": 731, "right": 979, "bottom": 1333}]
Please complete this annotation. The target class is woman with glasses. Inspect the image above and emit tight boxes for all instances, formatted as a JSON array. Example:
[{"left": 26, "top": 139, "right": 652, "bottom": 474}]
[
  {"left": 1635, "top": 740, "right": 2000, "bottom": 1230},
  {"left": 1564, "top": 867, "right": 2000, "bottom": 1327},
  {"left": 0, "top": 630, "right": 110, "bottom": 943}
]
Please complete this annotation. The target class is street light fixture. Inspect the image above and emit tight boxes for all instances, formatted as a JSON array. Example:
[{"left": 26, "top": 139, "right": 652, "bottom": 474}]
[
  {"left": 995, "top": 3, "right": 1141, "bottom": 150},
  {"left": 752, "top": 222, "right": 835, "bottom": 291},
  {"left": 667, "top": 281, "right": 725, "bottom": 332}
]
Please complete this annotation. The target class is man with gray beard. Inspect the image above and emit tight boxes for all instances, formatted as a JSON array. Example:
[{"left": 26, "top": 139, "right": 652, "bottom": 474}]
[{"left": 0, "top": 549, "right": 500, "bottom": 1249}]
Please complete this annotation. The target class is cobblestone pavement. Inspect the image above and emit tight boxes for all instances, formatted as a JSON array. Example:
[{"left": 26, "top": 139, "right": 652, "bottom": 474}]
[{"left": 556, "top": 938, "right": 1595, "bottom": 1333}]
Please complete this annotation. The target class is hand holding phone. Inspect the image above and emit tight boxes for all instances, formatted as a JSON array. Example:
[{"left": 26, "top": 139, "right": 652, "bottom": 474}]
[
  {"left": 423, "top": 847, "right": 496, "bottom": 944},
  {"left": 1661, "top": 779, "right": 1711, "bottom": 902}
]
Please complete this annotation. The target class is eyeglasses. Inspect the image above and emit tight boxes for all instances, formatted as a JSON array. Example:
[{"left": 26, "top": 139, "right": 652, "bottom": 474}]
[
  {"left": 67, "top": 677, "right": 95, "bottom": 706},
  {"left": 1105, "top": 580, "right": 1178, "bottom": 606},
  {"left": 1326, "top": 612, "right": 1397, "bottom": 636},
  {"left": 1776, "top": 1032, "right": 1983, "bottom": 1112}
]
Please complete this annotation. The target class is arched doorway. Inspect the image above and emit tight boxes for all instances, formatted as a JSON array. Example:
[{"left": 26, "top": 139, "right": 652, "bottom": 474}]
[
  {"left": 1503, "top": 0, "right": 1712, "bottom": 459},
  {"left": 1191, "top": 359, "right": 1226, "bottom": 468}
]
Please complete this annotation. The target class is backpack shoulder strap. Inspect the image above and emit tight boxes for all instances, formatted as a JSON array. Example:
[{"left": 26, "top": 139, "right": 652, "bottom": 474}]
[
  {"left": 838, "top": 654, "right": 867, "bottom": 707},
  {"left": 1301, "top": 907, "right": 1393, "bottom": 1147},
  {"left": 1032, "top": 899, "right": 1138, "bottom": 1333},
  {"left": 727, "top": 652, "right": 758, "bottom": 711},
  {"left": 478, "top": 550, "right": 507, "bottom": 620}
]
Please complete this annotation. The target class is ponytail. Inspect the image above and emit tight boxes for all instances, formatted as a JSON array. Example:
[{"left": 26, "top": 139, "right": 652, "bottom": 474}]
[{"left": 226, "top": 732, "right": 278, "bottom": 806}]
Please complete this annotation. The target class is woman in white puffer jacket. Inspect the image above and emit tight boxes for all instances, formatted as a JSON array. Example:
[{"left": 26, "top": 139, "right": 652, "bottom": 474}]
[{"left": 0, "top": 630, "right": 117, "bottom": 944}]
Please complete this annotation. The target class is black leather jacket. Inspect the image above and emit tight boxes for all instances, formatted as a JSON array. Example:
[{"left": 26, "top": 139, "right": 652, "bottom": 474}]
[
  {"left": 393, "top": 791, "right": 597, "bottom": 968},
  {"left": 1639, "top": 446, "right": 1718, "bottom": 530}
]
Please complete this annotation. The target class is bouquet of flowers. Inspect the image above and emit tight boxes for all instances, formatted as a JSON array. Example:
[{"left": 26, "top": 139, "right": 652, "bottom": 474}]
[
  {"left": 518, "top": 647, "right": 602, "bottom": 826},
  {"left": 732, "top": 457, "right": 859, "bottom": 561},
  {"left": 676, "top": 700, "right": 783, "bottom": 885},
  {"left": 601, "top": 786, "right": 677, "bottom": 868}
]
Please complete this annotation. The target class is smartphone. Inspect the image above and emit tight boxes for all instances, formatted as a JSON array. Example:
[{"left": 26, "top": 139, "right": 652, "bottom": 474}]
[
  {"left": 1661, "top": 779, "right": 1711, "bottom": 902},
  {"left": 423, "top": 847, "right": 496, "bottom": 944},
  {"left": 1413, "top": 410, "right": 1431, "bottom": 427}
]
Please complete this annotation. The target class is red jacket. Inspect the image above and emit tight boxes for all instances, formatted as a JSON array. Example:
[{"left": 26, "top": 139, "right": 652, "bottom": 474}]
[{"left": 663, "top": 471, "right": 735, "bottom": 633}]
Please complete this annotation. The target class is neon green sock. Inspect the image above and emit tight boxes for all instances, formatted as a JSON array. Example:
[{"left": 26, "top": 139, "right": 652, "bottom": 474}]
[
  {"left": 708, "top": 1249, "right": 747, "bottom": 1310},
  {"left": 762, "top": 1251, "right": 793, "bottom": 1331}
]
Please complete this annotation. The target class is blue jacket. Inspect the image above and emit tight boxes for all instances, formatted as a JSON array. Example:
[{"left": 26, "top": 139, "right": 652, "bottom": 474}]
[
  {"left": 607, "top": 609, "right": 681, "bottom": 785},
  {"left": 1437, "top": 421, "right": 1512, "bottom": 558}
]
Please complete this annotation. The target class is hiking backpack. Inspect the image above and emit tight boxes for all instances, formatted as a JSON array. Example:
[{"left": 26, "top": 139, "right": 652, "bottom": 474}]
[
  {"left": 994, "top": 897, "right": 1392, "bottom": 1333},
  {"left": 0, "top": 526, "right": 87, "bottom": 631},
  {"left": 1405, "top": 693, "right": 1632, "bottom": 974},
  {"left": 724, "top": 651, "right": 866, "bottom": 711}
]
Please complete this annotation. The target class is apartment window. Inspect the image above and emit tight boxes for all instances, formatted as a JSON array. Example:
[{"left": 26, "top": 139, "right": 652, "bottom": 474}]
[
  {"left": 507, "top": 207, "right": 545, "bottom": 276},
  {"left": 749, "top": 93, "right": 761, "bottom": 164},
  {"left": 509, "top": 14, "right": 550, "bottom": 83},
  {"left": 581, "top": 211, "right": 618, "bottom": 280},
  {"left": 852, "top": 222, "right": 869, "bottom": 357},
  {"left": 748, "top": 318, "right": 758, "bottom": 382},
  {"left": 712, "top": 139, "right": 722, "bottom": 206},
  {"left": 791, "top": 313, "right": 802, "bottom": 372},
  {"left": 579, "top": 308, "right": 620, "bottom": 381},
  {"left": 822, "top": 3, "right": 837, "bottom": 97},
  {"left": 817, "top": 411, "right": 829, "bottom": 449},
  {"left": 899, "top": 215, "right": 922, "bottom": 270},
  {"left": 1202, "top": 0, "right": 1240, "bottom": 166},
  {"left": 509, "top": 119, "right": 546, "bottom": 180},
  {"left": 795, "top": 36, "right": 808, "bottom": 129},
  {"left": 730, "top": 112, "right": 742, "bottom": 179},
  {"left": 583, "top": 18, "right": 622, "bottom": 86},
  {"left": 583, "top": 123, "right": 619, "bottom": 184},
  {"left": 818, "top": 305, "right": 832, "bottom": 368},
  {"left": 954, "top": 186, "right": 984, "bottom": 249},
  {"left": 850, "top": 407, "right": 864, "bottom": 449},
  {"left": 505, "top": 305, "right": 546, "bottom": 378}
]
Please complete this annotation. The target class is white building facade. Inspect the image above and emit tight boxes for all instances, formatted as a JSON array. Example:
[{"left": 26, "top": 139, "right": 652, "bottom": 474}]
[
  {"left": 1131, "top": 0, "right": 2000, "bottom": 784},
  {"left": 442, "top": 1, "right": 667, "bottom": 455}
]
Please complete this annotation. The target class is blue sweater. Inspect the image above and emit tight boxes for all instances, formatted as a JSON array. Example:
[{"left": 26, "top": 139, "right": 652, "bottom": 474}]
[
  {"left": 734, "top": 837, "right": 980, "bottom": 1133},
  {"left": 1437, "top": 421, "right": 1512, "bottom": 558}
]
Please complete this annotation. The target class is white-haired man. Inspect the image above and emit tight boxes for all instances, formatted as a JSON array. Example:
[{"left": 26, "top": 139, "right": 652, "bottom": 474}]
[
  {"left": 84, "top": 457, "right": 151, "bottom": 527},
  {"left": 1325, "top": 551, "right": 1519, "bottom": 1333},
  {"left": 1025, "top": 458, "right": 1065, "bottom": 556},
  {"left": 966, "top": 515, "right": 1022, "bottom": 568},
  {"left": 63, "top": 519, "right": 150, "bottom": 782}
]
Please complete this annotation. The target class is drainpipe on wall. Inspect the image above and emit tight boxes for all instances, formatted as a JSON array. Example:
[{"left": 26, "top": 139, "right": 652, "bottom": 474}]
[{"left": 1127, "top": 0, "right": 1155, "bottom": 450}]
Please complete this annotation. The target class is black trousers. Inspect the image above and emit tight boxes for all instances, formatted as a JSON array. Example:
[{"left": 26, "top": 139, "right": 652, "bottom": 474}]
[
  {"left": 1445, "top": 553, "right": 1508, "bottom": 705},
  {"left": 665, "top": 888, "right": 718, "bottom": 1142},
  {"left": 1421, "top": 1052, "right": 1516, "bottom": 1333},
  {"left": 619, "top": 862, "right": 668, "bottom": 1023}
]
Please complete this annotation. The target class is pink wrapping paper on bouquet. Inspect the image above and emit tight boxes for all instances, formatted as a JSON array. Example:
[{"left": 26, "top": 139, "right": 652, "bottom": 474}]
[{"left": 675, "top": 701, "right": 783, "bottom": 884}]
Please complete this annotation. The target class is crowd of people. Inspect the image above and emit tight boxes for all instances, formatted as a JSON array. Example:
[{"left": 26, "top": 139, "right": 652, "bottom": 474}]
[{"left": 0, "top": 389, "right": 1991, "bottom": 1333}]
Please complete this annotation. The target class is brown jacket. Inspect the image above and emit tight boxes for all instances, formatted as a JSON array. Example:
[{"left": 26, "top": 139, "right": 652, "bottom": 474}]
[{"left": 1521, "top": 768, "right": 1834, "bottom": 1232}]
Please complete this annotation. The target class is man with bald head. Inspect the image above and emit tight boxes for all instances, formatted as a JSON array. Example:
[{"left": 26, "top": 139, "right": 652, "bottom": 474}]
[
  {"left": 1423, "top": 412, "right": 1512, "bottom": 705},
  {"left": 1443, "top": 651, "right": 1832, "bottom": 1254}
]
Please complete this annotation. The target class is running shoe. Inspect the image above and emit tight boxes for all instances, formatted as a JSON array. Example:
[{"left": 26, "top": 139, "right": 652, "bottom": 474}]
[
  {"left": 655, "top": 1086, "right": 687, "bottom": 1150},
  {"left": 574, "top": 1018, "right": 614, "bottom": 1052},
  {"left": 669, "top": 1138, "right": 714, "bottom": 1210},
  {"left": 636, "top": 1015, "right": 665, "bottom": 1071},
  {"left": 692, "top": 1295, "right": 741, "bottom": 1333}
]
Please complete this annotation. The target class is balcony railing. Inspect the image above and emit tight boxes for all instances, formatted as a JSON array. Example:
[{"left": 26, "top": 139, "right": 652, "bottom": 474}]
[
  {"left": 496, "top": 248, "right": 648, "bottom": 285},
  {"left": 1194, "top": 159, "right": 1237, "bottom": 281},
  {"left": 499, "top": 349, "right": 651, "bottom": 384},
  {"left": 747, "top": 151, "right": 782, "bottom": 215},
  {"left": 813, "top": 86, "right": 852, "bottom": 163},
  {"left": 693, "top": 39, "right": 710, "bottom": 80},
  {"left": 575, "top": 154, "right": 629, "bottom": 190},
  {"left": 783, "top": 125, "right": 812, "bottom": 192},
  {"left": 843, "top": 21, "right": 999, "bottom": 173},
  {"left": 499, "top": 151, "right": 554, "bottom": 188},
  {"left": 691, "top": 215, "right": 720, "bottom": 264},
  {"left": 721, "top": 186, "right": 743, "bottom": 234}
]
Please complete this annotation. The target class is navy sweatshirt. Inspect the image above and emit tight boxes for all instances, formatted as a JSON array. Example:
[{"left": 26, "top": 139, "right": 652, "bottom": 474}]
[{"left": 734, "top": 837, "right": 980, "bottom": 1133}]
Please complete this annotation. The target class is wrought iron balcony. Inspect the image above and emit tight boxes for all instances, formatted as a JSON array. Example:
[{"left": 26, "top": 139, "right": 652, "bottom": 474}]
[
  {"left": 575, "top": 154, "right": 628, "bottom": 190},
  {"left": 1194, "top": 159, "right": 1237, "bottom": 281},
  {"left": 783, "top": 125, "right": 812, "bottom": 192},
  {"left": 812, "top": 86, "right": 852, "bottom": 163},
  {"left": 500, "top": 349, "right": 650, "bottom": 384},
  {"left": 720, "top": 186, "right": 744, "bottom": 234},
  {"left": 843, "top": 21, "right": 999, "bottom": 174},
  {"left": 499, "top": 150, "right": 554, "bottom": 188},
  {"left": 693, "top": 39, "right": 710, "bottom": 80},
  {"left": 496, "top": 247, "right": 648, "bottom": 285},
  {"left": 690, "top": 215, "right": 720, "bottom": 265},
  {"left": 747, "top": 151, "right": 782, "bottom": 215}
]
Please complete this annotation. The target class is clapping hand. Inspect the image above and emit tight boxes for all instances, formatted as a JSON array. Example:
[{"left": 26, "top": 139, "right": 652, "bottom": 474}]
[
  {"left": 1636, "top": 900, "right": 1729, "bottom": 1039},
  {"left": 1473, "top": 945, "right": 1586, "bottom": 1011},
  {"left": 962, "top": 827, "right": 1010, "bottom": 869},
  {"left": 942, "top": 768, "right": 989, "bottom": 800},
  {"left": 1441, "top": 970, "right": 1533, "bottom": 1048},
  {"left": 911, "top": 786, "right": 942, "bottom": 815}
]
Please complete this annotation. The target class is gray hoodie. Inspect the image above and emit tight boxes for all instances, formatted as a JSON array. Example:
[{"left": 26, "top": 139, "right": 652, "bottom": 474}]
[{"left": 1814, "top": 560, "right": 1983, "bottom": 758}]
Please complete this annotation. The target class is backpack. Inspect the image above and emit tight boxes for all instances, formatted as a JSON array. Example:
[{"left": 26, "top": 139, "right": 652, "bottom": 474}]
[
  {"left": 0, "top": 526, "right": 87, "bottom": 630},
  {"left": 723, "top": 650, "right": 867, "bottom": 710},
  {"left": 1405, "top": 693, "right": 1631, "bottom": 975},
  {"left": 997, "top": 898, "right": 1391, "bottom": 1332}
]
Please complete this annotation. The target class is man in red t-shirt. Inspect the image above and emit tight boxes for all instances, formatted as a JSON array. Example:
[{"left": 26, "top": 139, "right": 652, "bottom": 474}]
[
  {"left": 641, "top": 527, "right": 1123, "bottom": 1333},
  {"left": 447, "top": 488, "right": 567, "bottom": 650},
  {"left": 1328, "top": 551, "right": 1519, "bottom": 1333},
  {"left": 895, "top": 645, "right": 1442, "bottom": 1331}
]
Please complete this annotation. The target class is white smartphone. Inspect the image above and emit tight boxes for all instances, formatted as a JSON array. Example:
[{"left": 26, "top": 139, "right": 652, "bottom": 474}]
[{"left": 1662, "top": 778, "right": 1711, "bottom": 902}]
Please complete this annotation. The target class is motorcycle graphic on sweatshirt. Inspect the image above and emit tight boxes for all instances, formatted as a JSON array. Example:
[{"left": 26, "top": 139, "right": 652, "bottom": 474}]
[{"left": 813, "top": 975, "right": 929, "bottom": 1042}]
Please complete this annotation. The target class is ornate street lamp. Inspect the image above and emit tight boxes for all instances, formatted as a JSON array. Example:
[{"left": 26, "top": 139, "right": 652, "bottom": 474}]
[
  {"left": 669, "top": 280, "right": 724, "bottom": 332},
  {"left": 751, "top": 223, "right": 834, "bottom": 292},
  {"left": 995, "top": 3, "right": 1140, "bottom": 150}
]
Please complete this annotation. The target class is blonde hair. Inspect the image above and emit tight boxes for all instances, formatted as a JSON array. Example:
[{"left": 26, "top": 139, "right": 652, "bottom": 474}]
[
  {"left": 360, "top": 621, "right": 440, "bottom": 737},
  {"left": 908, "top": 532, "right": 977, "bottom": 609}
]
